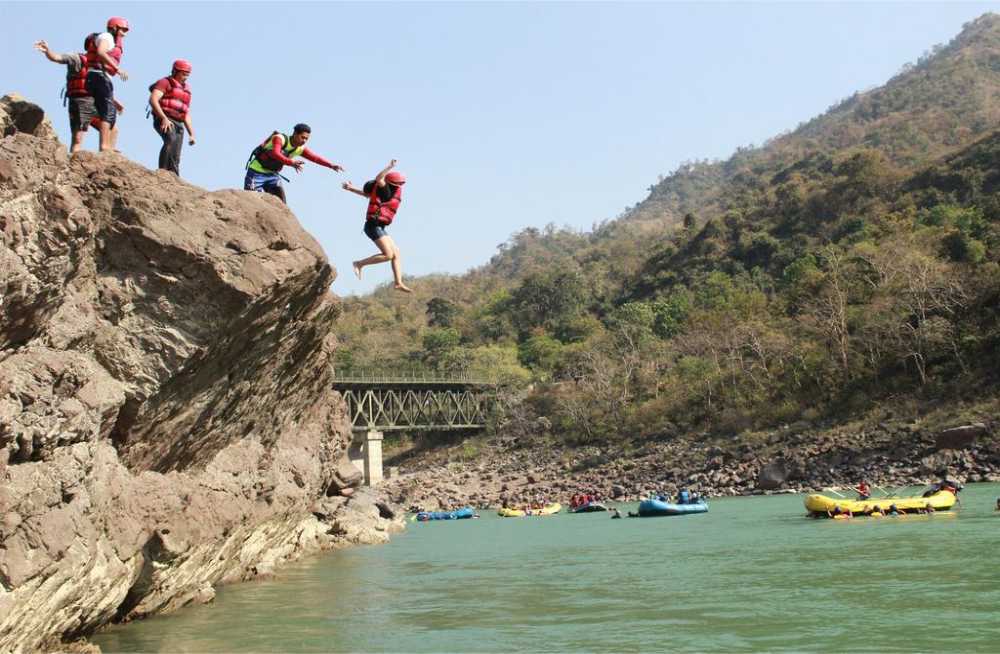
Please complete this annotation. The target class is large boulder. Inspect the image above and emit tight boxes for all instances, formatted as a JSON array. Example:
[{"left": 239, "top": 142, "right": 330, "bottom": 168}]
[
  {"left": 935, "top": 423, "right": 989, "bottom": 450},
  {"left": 0, "top": 95, "right": 379, "bottom": 652},
  {"left": 757, "top": 460, "right": 789, "bottom": 490}
]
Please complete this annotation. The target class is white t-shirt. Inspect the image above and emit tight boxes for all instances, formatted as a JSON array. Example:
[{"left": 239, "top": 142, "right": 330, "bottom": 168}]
[{"left": 94, "top": 32, "right": 114, "bottom": 52}]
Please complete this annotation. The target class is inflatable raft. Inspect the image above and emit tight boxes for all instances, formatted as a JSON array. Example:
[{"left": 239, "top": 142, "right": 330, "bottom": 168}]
[
  {"left": 804, "top": 490, "right": 957, "bottom": 517},
  {"left": 415, "top": 507, "right": 475, "bottom": 521},
  {"left": 570, "top": 502, "right": 608, "bottom": 514},
  {"left": 497, "top": 502, "right": 562, "bottom": 517},
  {"left": 637, "top": 498, "right": 708, "bottom": 517}
]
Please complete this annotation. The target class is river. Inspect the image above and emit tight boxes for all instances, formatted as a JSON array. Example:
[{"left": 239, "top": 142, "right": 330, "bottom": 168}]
[{"left": 94, "top": 484, "right": 1000, "bottom": 652}]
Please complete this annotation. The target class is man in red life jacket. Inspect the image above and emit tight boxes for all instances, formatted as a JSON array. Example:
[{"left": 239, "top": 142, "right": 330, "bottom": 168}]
[
  {"left": 149, "top": 60, "right": 196, "bottom": 175},
  {"left": 244, "top": 124, "right": 343, "bottom": 204},
  {"left": 342, "top": 159, "right": 412, "bottom": 293},
  {"left": 86, "top": 17, "right": 130, "bottom": 152},
  {"left": 34, "top": 38, "right": 124, "bottom": 153},
  {"left": 855, "top": 480, "right": 871, "bottom": 500}
]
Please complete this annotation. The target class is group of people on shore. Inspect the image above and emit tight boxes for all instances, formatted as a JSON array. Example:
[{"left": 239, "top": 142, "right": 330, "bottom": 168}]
[{"left": 35, "top": 17, "right": 413, "bottom": 292}]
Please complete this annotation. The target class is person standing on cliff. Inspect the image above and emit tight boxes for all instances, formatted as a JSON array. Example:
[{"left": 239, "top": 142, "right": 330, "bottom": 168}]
[
  {"left": 341, "top": 159, "right": 412, "bottom": 293},
  {"left": 33, "top": 38, "right": 124, "bottom": 153},
  {"left": 244, "top": 124, "right": 344, "bottom": 204},
  {"left": 148, "top": 60, "right": 195, "bottom": 175},
  {"left": 85, "top": 17, "right": 130, "bottom": 152}
]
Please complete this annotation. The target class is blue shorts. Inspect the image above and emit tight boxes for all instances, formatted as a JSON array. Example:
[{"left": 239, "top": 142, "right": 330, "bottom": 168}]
[
  {"left": 244, "top": 170, "right": 283, "bottom": 194},
  {"left": 85, "top": 71, "right": 117, "bottom": 126},
  {"left": 364, "top": 221, "right": 387, "bottom": 242}
]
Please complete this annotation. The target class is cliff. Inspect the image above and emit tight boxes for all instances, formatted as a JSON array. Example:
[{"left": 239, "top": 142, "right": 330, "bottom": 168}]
[{"left": 0, "top": 94, "right": 401, "bottom": 652}]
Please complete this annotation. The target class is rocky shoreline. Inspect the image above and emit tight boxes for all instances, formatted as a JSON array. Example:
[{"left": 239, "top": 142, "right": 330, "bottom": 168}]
[{"left": 382, "top": 413, "right": 1000, "bottom": 511}]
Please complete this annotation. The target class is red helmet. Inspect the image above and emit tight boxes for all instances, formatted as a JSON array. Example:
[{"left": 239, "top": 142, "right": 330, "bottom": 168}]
[
  {"left": 107, "top": 17, "right": 130, "bottom": 31},
  {"left": 172, "top": 59, "right": 192, "bottom": 73},
  {"left": 385, "top": 171, "right": 406, "bottom": 185}
]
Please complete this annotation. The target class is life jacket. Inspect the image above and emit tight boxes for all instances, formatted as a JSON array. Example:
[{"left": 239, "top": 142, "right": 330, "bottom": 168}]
[
  {"left": 150, "top": 76, "right": 192, "bottom": 121},
  {"left": 64, "top": 53, "right": 91, "bottom": 100},
  {"left": 247, "top": 132, "right": 304, "bottom": 174},
  {"left": 366, "top": 182, "right": 403, "bottom": 225},
  {"left": 86, "top": 31, "right": 124, "bottom": 77}
]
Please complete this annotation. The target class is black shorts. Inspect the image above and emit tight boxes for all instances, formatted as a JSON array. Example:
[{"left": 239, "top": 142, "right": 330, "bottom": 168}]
[
  {"left": 67, "top": 96, "right": 98, "bottom": 132},
  {"left": 363, "top": 221, "right": 388, "bottom": 242},
  {"left": 85, "top": 70, "right": 117, "bottom": 126}
]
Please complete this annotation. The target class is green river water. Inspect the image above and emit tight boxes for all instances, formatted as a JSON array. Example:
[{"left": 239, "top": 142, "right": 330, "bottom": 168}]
[{"left": 94, "top": 484, "right": 1000, "bottom": 653}]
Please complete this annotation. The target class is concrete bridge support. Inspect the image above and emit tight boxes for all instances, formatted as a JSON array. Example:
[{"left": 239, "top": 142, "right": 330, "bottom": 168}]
[{"left": 348, "top": 429, "right": 384, "bottom": 486}]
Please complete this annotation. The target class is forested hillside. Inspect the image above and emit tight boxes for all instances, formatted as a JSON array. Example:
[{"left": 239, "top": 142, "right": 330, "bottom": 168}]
[{"left": 335, "top": 14, "right": 1000, "bottom": 444}]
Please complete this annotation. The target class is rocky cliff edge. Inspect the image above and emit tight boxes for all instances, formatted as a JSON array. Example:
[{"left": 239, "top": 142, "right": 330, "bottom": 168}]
[{"left": 0, "top": 94, "right": 402, "bottom": 652}]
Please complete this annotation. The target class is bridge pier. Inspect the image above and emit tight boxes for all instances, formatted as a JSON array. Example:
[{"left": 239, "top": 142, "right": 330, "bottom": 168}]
[
  {"left": 348, "top": 429, "right": 384, "bottom": 487},
  {"left": 364, "top": 429, "right": 384, "bottom": 486}
]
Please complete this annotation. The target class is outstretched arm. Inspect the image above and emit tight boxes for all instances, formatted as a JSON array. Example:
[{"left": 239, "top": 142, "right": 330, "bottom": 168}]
[
  {"left": 341, "top": 181, "right": 367, "bottom": 197},
  {"left": 374, "top": 159, "right": 397, "bottom": 187},
  {"left": 34, "top": 40, "right": 65, "bottom": 63},
  {"left": 301, "top": 148, "right": 343, "bottom": 172}
]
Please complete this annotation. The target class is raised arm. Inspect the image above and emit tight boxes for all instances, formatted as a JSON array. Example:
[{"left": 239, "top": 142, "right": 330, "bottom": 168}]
[{"left": 374, "top": 159, "right": 397, "bottom": 187}]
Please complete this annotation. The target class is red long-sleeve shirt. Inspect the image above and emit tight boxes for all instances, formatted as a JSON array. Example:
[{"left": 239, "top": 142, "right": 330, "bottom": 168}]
[{"left": 267, "top": 135, "right": 336, "bottom": 169}]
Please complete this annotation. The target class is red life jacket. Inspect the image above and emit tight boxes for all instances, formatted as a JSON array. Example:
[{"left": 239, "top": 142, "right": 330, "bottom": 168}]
[
  {"left": 366, "top": 183, "right": 403, "bottom": 225},
  {"left": 65, "top": 53, "right": 91, "bottom": 98},
  {"left": 153, "top": 76, "right": 192, "bottom": 121},
  {"left": 86, "top": 31, "right": 124, "bottom": 77}
]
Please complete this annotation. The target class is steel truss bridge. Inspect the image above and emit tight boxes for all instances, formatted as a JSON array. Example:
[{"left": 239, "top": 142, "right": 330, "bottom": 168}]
[{"left": 332, "top": 371, "right": 493, "bottom": 432}]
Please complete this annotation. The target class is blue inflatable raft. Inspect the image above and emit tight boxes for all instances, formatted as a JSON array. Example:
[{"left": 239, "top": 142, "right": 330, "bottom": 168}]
[
  {"left": 415, "top": 507, "right": 476, "bottom": 521},
  {"left": 637, "top": 498, "right": 708, "bottom": 517}
]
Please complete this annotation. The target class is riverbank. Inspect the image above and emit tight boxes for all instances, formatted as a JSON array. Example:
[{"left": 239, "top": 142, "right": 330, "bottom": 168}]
[{"left": 382, "top": 401, "right": 1000, "bottom": 511}]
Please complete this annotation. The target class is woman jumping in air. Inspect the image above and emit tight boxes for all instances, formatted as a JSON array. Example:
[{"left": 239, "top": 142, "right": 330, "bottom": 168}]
[{"left": 342, "top": 159, "right": 412, "bottom": 293}]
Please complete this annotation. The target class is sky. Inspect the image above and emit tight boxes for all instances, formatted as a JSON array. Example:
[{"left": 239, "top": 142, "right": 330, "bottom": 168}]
[{"left": 4, "top": 1, "right": 999, "bottom": 296}]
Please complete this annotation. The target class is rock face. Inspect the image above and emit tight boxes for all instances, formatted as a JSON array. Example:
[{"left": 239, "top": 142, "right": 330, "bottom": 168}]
[{"left": 0, "top": 95, "right": 402, "bottom": 652}]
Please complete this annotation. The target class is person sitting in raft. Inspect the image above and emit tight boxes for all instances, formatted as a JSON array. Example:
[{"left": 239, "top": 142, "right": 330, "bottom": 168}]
[
  {"left": 828, "top": 505, "right": 853, "bottom": 519},
  {"left": 342, "top": 159, "right": 412, "bottom": 293},
  {"left": 856, "top": 480, "right": 871, "bottom": 500},
  {"left": 678, "top": 489, "right": 690, "bottom": 505},
  {"left": 869, "top": 505, "right": 886, "bottom": 517},
  {"left": 924, "top": 476, "right": 962, "bottom": 497},
  {"left": 887, "top": 503, "right": 902, "bottom": 516},
  {"left": 923, "top": 503, "right": 935, "bottom": 515}
]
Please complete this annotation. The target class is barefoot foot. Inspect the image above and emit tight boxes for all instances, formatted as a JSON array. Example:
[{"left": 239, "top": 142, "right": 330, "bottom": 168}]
[
  {"left": 352, "top": 262, "right": 362, "bottom": 279},
  {"left": 394, "top": 283, "right": 413, "bottom": 293}
]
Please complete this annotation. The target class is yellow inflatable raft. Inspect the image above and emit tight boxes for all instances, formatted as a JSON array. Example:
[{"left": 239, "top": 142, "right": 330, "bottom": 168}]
[
  {"left": 497, "top": 502, "right": 562, "bottom": 517},
  {"left": 804, "top": 490, "right": 956, "bottom": 516}
]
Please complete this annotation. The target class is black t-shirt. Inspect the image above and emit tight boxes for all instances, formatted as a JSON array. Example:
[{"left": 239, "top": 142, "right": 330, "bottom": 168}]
[{"left": 363, "top": 180, "right": 395, "bottom": 203}]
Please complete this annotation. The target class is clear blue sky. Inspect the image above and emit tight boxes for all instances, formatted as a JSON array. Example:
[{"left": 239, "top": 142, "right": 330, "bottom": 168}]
[{"left": 4, "top": 2, "right": 998, "bottom": 295}]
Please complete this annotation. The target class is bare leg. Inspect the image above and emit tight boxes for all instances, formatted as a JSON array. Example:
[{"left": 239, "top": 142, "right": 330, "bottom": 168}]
[
  {"left": 98, "top": 120, "right": 113, "bottom": 152},
  {"left": 69, "top": 129, "right": 86, "bottom": 154},
  {"left": 110, "top": 124, "right": 120, "bottom": 151},
  {"left": 354, "top": 235, "right": 411, "bottom": 292}
]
